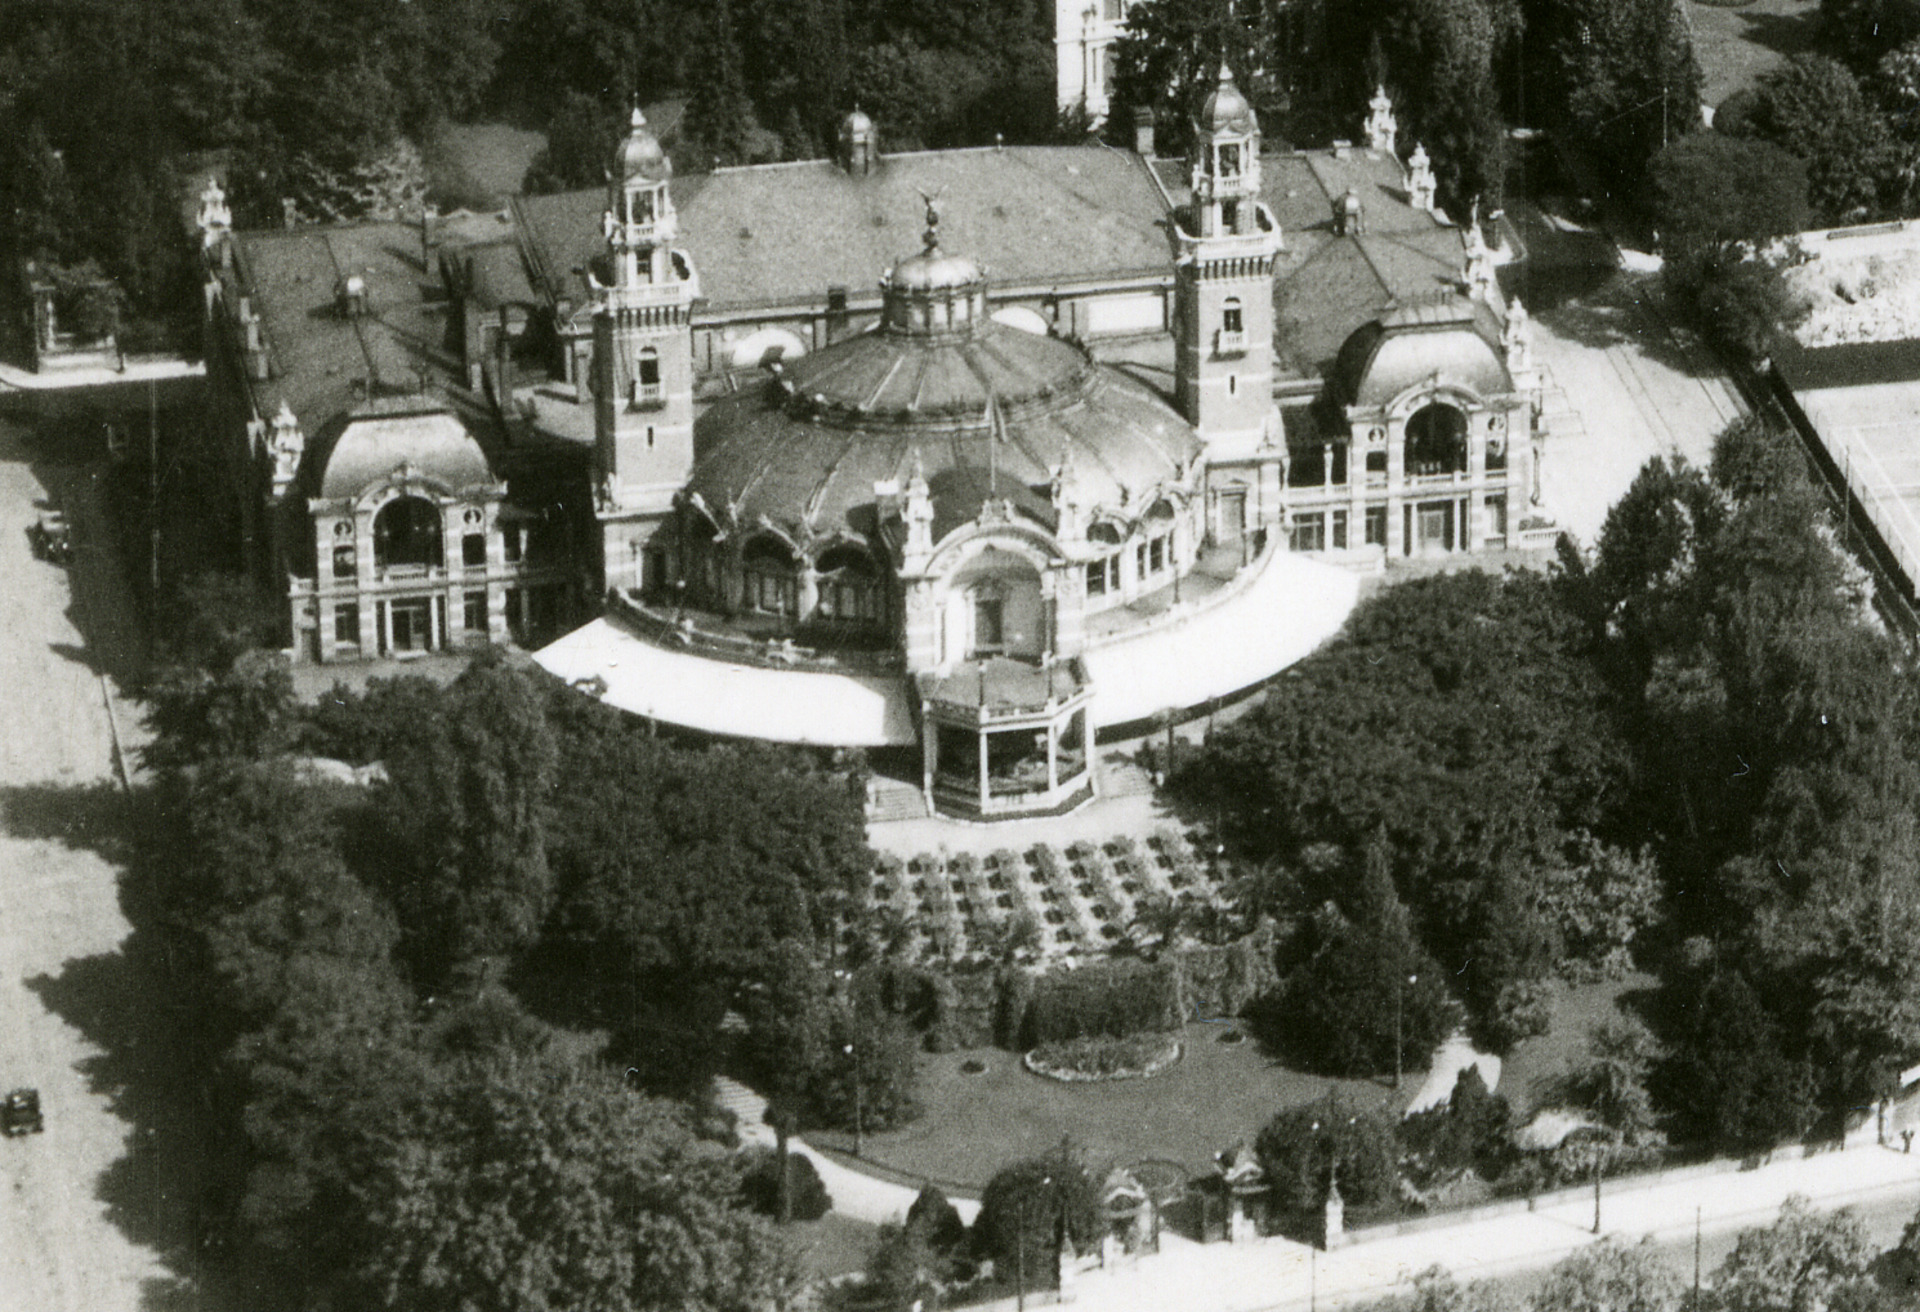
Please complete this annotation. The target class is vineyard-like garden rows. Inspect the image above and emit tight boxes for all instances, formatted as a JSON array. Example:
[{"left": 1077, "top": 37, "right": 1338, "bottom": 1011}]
[{"left": 866, "top": 828, "right": 1230, "bottom": 963}]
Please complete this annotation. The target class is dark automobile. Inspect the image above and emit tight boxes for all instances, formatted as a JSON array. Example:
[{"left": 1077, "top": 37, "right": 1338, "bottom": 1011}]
[
  {"left": 3, "top": 1088, "right": 43, "bottom": 1136},
  {"left": 30, "top": 510, "right": 71, "bottom": 564}
]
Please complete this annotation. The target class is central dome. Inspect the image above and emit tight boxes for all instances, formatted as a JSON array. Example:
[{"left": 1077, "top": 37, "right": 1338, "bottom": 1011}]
[{"left": 685, "top": 219, "right": 1202, "bottom": 549}]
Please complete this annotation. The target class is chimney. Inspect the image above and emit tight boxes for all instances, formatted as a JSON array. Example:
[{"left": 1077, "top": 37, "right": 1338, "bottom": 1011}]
[
  {"left": 494, "top": 316, "right": 515, "bottom": 404},
  {"left": 1134, "top": 107, "right": 1156, "bottom": 157}
]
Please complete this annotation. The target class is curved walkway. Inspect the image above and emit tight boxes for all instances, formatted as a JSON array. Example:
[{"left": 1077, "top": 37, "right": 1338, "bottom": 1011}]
[{"left": 715, "top": 1076, "right": 981, "bottom": 1227}]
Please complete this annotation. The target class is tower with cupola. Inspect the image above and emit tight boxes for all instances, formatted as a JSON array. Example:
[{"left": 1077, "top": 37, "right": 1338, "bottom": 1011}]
[
  {"left": 593, "top": 107, "right": 700, "bottom": 595},
  {"left": 1174, "top": 64, "right": 1285, "bottom": 542}
]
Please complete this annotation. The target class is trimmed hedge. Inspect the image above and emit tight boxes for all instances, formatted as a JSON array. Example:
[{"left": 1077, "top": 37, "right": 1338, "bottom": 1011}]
[
  {"left": 1019, "top": 959, "right": 1181, "bottom": 1046},
  {"left": 1025, "top": 1032, "right": 1182, "bottom": 1081}
]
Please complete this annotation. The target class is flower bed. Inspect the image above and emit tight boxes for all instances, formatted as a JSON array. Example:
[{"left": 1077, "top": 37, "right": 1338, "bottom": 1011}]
[{"left": 1024, "top": 1032, "right": 1183, "bottom": 1082}]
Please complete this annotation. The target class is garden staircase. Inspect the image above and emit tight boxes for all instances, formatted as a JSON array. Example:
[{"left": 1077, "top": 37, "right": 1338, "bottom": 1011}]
[
  {"left": 712, "top": 1075, "right": 775, "bottom": 1147},
  {"left": 865, "top": 776, "right": 929, "bottom": 823}
]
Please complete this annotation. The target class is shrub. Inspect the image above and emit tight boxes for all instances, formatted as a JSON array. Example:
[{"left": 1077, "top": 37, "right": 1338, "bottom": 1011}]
[
  {"left": 974, "top": 1145, "right": 1101, "bottom": 1277},
  {"left": 906, "top": 1185, "right": 969, "bottom": 1256},
  {"left": 1020, "top": 959, "right": 1181, "bottom": 1046},
  {"left": 739, "top": 1148, "right": 832, "bottom": 1221}
]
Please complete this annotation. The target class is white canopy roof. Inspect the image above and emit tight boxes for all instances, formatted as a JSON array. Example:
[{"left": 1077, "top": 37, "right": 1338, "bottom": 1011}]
[{"left": 534, "top": 618, "right": 917, "bottom": 747}]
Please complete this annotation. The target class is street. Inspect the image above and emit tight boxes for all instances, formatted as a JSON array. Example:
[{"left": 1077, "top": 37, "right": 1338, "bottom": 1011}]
[{"left": 0, "top": 410, "right": 194, "bottom": 1312}]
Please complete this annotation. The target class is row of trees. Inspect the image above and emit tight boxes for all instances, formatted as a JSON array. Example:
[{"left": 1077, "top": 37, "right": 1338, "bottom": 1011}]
[
  {"left": 1178, "top": 413, "right": 1920, "bottom": 1157},
  {"left": 133, "top": 652, "right": 876, "bottom": 1305},
  {"left": 1111, "top": 0, "right": 1698, "bottom": 213},
  {"left": 1374, "top": 1196, "right": 1916, "bottom": 1312}
]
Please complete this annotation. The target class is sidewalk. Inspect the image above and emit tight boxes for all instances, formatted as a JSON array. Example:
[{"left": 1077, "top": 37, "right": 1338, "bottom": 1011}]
[{"left": 981, "top": 1140, "right": 1920, "bottom": 1312}]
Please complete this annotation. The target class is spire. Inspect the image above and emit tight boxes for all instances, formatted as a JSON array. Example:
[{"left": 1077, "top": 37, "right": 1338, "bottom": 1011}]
[{"left": 1365, "top": 85, "right": 1397, "bottom": 156}]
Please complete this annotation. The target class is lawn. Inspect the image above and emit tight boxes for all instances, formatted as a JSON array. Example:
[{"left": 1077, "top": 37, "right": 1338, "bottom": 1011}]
[
  {"left": 421, "top": 120, "right": 548, "bottom": 210},
  {"left": 1687, "top": 0, "right": 1824, "bottom": 109},
  {"left": 807, "top": 1021, "right": 1412, "bottom": 1194},
  {"left": 1498, "top": 972, "right": 1657, "bottom": 1118},
  {"left": 786, "top": 1211, "right": 880, "bottom": 1280}
]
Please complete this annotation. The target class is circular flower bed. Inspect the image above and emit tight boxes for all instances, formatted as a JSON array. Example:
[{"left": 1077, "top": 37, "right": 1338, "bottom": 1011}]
[{"left": 1024, "top": 1032, "right": 1182, "bottom": 1082}]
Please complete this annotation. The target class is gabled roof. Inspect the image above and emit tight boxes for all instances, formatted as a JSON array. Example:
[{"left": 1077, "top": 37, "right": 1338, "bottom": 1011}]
[{"left": 512, "top": 145, "right": 1175, "bottom": 318}]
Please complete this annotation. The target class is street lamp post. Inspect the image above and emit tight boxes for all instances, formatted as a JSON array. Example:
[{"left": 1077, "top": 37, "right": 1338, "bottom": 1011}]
[
  {"left": 1017, "top": 1174, "right": 1051, "bottom": 1312},
  {"left": 1394, "top": 973, "right": 1418, "bottom": 1090},
  {"left": 843, "top": 1041, "right": 864, "bottom": 1158}
]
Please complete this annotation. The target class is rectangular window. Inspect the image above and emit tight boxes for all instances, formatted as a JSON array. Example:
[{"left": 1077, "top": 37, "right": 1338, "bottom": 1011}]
[
  {"left": 462, "top": 533, "right": 486, "bottom": 568},
  {"left": 464, "top": 591, "right": 487, "bottom": 632},
  {"left": 332, "top": 545, "right": 356, "bottom": 579},
  {"left": 1148, "top": 535, "right": 1167, "bottom": 573},
  {"left": 1332, "top": 509, "right": 1349, "bottom": 550},
  {"left": 333, "top": 604, "right": 359, "bottom": 645},
  {"left": 1086, "top": 558, "right": 1108, "bottom": 596},
  {"left": 1221, "top": 199, "right": 1240, "bottom": 232},
  {"left": 1136, "top": 542, "right": 1147, "bottom": 579},
  {"left": 1487, "top": 493, "right": 1508, "bottom": 538},
  {"left": 503, "top": 526, "right": 522, "bottom": 563},
  {"left": 1289, "top": 513, "right": 1326, "bottom": 553},
  {"left": 1365, "top": 505, "right": 1388, "bottom": 547},
  {"left": 974, "top": 597, "right": 1004, "bottom": 649},
  {"left": 1223, "top": 303, "right": 1243, "bottom": 335}
]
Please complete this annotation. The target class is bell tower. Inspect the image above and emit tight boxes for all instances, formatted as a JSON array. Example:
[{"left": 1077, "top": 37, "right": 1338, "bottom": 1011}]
[
  {"left": 593, "top": 106, "right": 699, "bottom": 596},
  {"left": 1174, "top": 64, "right": 1282, "bottom": 463}
]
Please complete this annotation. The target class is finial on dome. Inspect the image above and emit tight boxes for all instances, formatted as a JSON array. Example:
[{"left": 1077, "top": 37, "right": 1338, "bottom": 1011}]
[{"left": 918, "top": 188, "right": 945, "bottom": 253}]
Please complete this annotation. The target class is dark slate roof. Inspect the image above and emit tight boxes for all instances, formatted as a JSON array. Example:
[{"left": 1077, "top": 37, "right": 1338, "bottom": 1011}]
[
  {"left": 1155, "top": 148, "right": 1467, "bottom": 377},
  {"left": 1332, "top": 294, "right": 1511, "bottom": 408},
  {"left": 513, "top": 145, "right": 1175, "bottom": 317},
  {"left": 686, "top": 321, "right": 1202, "bottom": 548}
]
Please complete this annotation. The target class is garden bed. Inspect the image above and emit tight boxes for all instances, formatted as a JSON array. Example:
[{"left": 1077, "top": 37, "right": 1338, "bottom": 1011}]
[{"left": 1025, "top": 1033, "right": 1183, "bottom": 1082}]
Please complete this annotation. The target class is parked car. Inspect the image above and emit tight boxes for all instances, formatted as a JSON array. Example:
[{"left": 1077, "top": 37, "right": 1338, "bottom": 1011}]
[
  {"left": 3, "top": 1088, "right": 43, "bottom": 1136},
  {"left": 30, "top": 510, "right": 71, "bottom": 564}
]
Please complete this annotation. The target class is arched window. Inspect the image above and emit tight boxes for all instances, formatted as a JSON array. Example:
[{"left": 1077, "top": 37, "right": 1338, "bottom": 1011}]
[
  {"left": 633, "top": 347, "right": 662, "bottom": 407},
  {"left": 1223, "top": 297, "right": 1243, "bottom": 336},
  {"left": 373, "top": 497, "right": 442, "bottom": 570},
  {"left": 1136, "top": 498, "right": 1177, "bottom": 580},
  {"left": 815, "top": 544, "right": 881, "bottom": 626},
  {"left": 1406, "top": 402, "right": 1469, "bottom": 476},
  {"left": 742, "top": 535, "right": 798, "bottom": 617}
]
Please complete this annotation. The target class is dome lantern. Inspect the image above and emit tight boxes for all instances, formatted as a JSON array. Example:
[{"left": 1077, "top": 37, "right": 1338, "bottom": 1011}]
[{"left": 879, "top": 196, "right": 988, "bottom": 338}]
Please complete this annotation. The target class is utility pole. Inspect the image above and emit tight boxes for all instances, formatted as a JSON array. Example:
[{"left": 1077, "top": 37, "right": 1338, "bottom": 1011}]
[
  {"left": 149, "top": 378, "right": 160, "bottom": 599},
  {"left": 1692, "top": 1206, "right": 1702, "bottom": 1309},
  {"left": 1592, "top": 1152, "right": 1603, "bottom": 1235}
]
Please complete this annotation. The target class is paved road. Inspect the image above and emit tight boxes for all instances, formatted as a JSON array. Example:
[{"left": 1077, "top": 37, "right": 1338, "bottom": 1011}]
[{"left": 0, "top": 413, "right": 186, "bottom": 1312}]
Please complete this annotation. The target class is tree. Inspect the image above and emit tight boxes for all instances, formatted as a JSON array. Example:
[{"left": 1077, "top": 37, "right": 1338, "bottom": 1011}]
[
  {"left": 1561, "top": 1018, "right": 1662, "bottom": 1141},
  {"left": 1110, "top": 0, "right": 1294, "bottom": 157},
  {"left": 1532, "top": 1236, "right": 1681, "bottom": 1312},
  {"left": 140, "top": 653, "right": 297, "bottom": 774},
  {"left": 1271, "top": 871, "right": 1457, "bottom": 1075},
  {"left": 1711, "top": 1197, "right": 1884, "bottom": 1312},
  {"left": 1735, "top": 55, "right": 1898, "bottom": 223},
  {"left": 1655, "top": 968, "right": 1814, "bottom": 1152},
  {"left": 1647, "top": 134, "right": 1810, "bottom": 256},
  {"left": 973, "top": 1143, "right": 1101, "bottom": 1282},
  {"left": 521, "top": 91, "right": 621, "bottom": 195},
  {"left": 682, "top": 0, "right": 758, "bottom": 167},
  {"left": 341, "top": 1050, "right": 803, "bottom": 1312},
  {"left": 1254, "top": 1095, "right": 1401, "bottom": 1215},
  {"left": 372, "top": 657, "right": 559, "bottom": 986},
  {"left": 1547, "top": 0, "right": 1702, "bottom": 192}
]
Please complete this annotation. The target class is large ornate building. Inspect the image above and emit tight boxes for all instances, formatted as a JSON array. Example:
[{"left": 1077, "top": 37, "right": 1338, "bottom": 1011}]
[{"left": 201, "top": 70, "right": 1547, "bottom": 816}]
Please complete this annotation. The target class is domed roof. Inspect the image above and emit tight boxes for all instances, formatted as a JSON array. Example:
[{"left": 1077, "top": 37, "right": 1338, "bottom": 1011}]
[
  {"left": 1200, "top": 63, "right": 1258, "bottom": 136},
  {"left": 614, "top": 107, "right": 671, "bottom": 183},
  {"left": 883, "top": 203, "right": 984, "bottom": 297},
  {"left": 316, "top": 410, "right": 497, "bottom": 500},
  {"left": 887, "top": 247, "right": 984, "bottom": 294},
  {"left": 1334, "top": 296, "right": 1512, "bottom": 410},
  {"left": 685, "top": 319, "right": 1203, "bottom": 549},
  {"left": 841, "top": 107, "right": 874, "bottom": 135}
]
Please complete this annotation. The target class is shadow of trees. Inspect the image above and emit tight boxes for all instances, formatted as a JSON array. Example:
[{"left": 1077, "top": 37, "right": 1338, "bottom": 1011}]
[{"left": 3, "top": 778, "right": 250, "bottom": 1312}]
